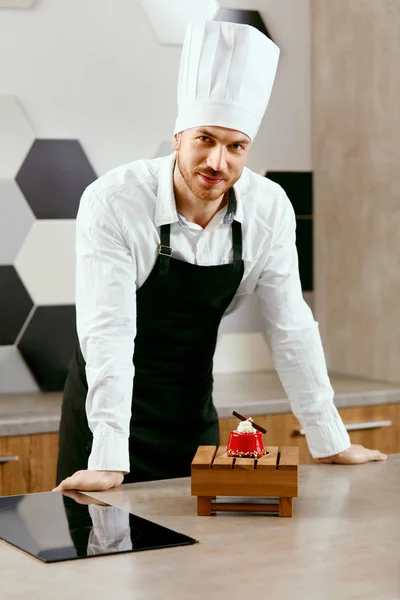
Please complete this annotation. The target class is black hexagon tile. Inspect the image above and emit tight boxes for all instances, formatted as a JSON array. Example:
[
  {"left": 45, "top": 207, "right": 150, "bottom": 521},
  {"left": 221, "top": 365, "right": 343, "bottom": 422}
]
[
  {"left": 0, "top": 266, "right": 33, "bottom": 345},
  {"left": 265, "top": 172, "right": 313, "bottom": 215},
  {"left": 18, "top": 305, "right": 78, "bottom": 391},
  {"left": 265, "top": 172, "right": 313, "bottom": 292},
  {"left": 295, "top": 218, "right": 313, "bottom": 292},
  {"left": 214, "top": 9, "right": 273, "bottom": 41},
  {"left": 16, "top": 139, "right": 97, "bottom": 219}
]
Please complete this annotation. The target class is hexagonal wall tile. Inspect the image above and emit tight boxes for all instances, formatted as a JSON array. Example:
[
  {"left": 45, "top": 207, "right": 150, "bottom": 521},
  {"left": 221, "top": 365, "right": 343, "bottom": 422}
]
[
  {"left": 0, "top": 96, "right": 35, "bottom": 178},
  {"left": 265, "top": 172, "right": 312, "bottom": 215},
  {"left": 0, "top": 1, "right": 35, "bottom": 6},
  {"left": 154, "top": 140, "right": 173, "bottom": 158},
  {"left": 18, "top": 305, "right": 78, "bottom": 391},
  {"left": 140, "top": 0, "right": 219, "bottom": 45},
  {"left": 0, "top": 346, "right": 39, "bottom": 393},
  {"left": 265, "top": 171, "right": 313, "bottom": 291},
  {"left": 16, "top": 139, "right": 97, "bottom": 219},
  {"left": 219, "top": 294, "right": 265, "bottom": 334},
  {"left": 14, "top": 220, "right": 76, "bottom": 306},
  {"left": 214, "top": 9, "right": 273, "bottom": 41},
  {"left": 0, "top": 179, "right": 35, "bottom": 265},
  {"left": 0, "top": 266, "right": 33, "bottom": 345}
]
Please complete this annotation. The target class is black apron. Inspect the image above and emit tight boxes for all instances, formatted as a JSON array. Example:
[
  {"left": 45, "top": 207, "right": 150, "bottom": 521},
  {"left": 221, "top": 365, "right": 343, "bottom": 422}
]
[{"left": 57, "top": 209, "right": 244, "bottom": 485}]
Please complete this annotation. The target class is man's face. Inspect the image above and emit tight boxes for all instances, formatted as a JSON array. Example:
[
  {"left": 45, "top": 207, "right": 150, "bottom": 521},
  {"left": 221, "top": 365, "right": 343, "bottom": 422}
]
[{"left": 172, "top": 126, "right": 251, "bottom": 202}]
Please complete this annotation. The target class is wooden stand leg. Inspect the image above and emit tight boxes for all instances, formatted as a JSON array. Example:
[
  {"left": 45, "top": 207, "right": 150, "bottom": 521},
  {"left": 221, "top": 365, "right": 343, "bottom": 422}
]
[
  {"left": 197, "top": 496, "right": 213, "bottom": 516},
  {"left": 279, "top": 497, "right": 293, "bottom": 517}
]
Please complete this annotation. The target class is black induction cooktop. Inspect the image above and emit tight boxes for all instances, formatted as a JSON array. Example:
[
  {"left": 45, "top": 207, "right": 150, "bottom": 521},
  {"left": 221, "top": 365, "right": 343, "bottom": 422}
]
[{"left": 0, "top": 490, "right": 197, "bottom": 563}]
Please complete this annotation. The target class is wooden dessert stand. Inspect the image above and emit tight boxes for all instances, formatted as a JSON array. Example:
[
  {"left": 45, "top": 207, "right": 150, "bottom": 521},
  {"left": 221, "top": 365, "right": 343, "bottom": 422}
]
[{"left": 191, "top": 445, "right": 299, "bottom": 517}]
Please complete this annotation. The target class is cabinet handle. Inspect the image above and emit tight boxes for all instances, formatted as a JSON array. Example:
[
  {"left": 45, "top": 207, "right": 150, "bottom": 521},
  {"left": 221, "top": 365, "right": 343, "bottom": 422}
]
[
  {"left": 0, "top": 455, "right": 19, "bottom": 464},
  {"left": 294, "top": 420, "right": 392, "bottom": 436}
]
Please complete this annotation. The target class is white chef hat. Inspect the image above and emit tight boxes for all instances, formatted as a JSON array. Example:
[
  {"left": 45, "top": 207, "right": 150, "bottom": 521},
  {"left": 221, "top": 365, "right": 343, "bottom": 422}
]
[{"left": 174, "top": 20, "right": 280, "bottom": 141}]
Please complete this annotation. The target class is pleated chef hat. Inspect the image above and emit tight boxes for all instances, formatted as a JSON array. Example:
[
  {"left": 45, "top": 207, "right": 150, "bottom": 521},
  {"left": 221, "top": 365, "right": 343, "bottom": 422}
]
[{"left": 174, "top": 21, "right": 280, "bottom": 141}]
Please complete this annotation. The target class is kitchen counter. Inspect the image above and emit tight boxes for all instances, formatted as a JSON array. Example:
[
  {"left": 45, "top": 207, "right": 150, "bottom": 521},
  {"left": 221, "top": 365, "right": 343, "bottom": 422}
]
[
  {"left": 1, "top": 371, "right": 400, "bottom": 437},
  {"left": 1, "top": 456, "right": 399, "bottom": 599}
]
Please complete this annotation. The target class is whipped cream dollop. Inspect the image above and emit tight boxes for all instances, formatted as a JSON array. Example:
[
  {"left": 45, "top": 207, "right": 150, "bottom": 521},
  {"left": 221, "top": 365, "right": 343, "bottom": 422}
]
[{"left": 237, "top": 419, "right": 256, "bottom": 434}]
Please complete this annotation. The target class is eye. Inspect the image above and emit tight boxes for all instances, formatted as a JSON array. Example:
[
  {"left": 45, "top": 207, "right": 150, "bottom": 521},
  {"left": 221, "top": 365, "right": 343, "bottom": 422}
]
[
  {"left": 198, "top": 136, "right": 212, "bottom": 143},
  {"left": 230, "top": 143, "right": 244, "bottom": 151}
]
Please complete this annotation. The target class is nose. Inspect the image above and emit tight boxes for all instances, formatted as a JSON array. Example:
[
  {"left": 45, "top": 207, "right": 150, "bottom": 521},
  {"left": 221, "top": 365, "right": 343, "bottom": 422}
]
[{"left": 206, "top": 145, "right": 227, "bottom": 172}]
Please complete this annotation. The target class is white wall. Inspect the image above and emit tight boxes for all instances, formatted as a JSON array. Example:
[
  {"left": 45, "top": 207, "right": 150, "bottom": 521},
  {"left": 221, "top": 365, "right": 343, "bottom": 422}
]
[{"left": 0, "top": 0, "right": 312, "bottom": 374}]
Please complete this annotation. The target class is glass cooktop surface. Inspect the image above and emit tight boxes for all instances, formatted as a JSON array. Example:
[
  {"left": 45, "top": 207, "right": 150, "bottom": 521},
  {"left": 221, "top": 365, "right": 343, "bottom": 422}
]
[{"left": 0, "top": 490, "right": 197, "bottom": 562}]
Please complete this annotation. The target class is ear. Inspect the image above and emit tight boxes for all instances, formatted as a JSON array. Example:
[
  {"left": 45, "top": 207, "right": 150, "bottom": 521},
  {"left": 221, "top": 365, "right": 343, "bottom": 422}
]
[{"left": 172, "top": 133, "right": 181, "bottom": 151}]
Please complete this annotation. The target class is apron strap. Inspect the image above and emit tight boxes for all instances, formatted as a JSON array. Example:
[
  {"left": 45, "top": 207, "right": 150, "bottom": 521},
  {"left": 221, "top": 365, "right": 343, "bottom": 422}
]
[
  {"left": 158, "top": 207, "right": 243, "bottom": 276},
  {"left": 231, "top": 220, "right": 243, "bottom": 270},
  {"left": 158, "top": 224, "right": 173, "bottom": 276}
]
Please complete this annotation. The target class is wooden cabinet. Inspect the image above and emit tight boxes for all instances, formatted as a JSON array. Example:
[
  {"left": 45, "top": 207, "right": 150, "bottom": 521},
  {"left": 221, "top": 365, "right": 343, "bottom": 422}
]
[
  {"left": 0, "top": 433, "right": 59, "bottom": 496},
  {"left": 219, "top": 404, "right": 400, "bottom": 464}
]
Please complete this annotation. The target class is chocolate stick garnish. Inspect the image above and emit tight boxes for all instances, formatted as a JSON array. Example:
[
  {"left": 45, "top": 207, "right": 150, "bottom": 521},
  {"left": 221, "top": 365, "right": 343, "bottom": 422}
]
[{"left": 232, "top": 411, "right": 267, "bottom": 434}]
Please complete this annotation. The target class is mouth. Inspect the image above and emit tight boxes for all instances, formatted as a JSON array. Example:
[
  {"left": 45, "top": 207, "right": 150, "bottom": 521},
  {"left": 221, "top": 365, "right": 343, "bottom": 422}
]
[{"left": 198, "top": 173, "right": 225, "bottom": 185}]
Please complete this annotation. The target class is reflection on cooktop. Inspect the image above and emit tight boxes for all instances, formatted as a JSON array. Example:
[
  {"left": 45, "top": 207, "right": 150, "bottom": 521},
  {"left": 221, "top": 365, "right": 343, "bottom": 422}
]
[{"left": 0, "top": 491, "right": 197, "bottom": 562}]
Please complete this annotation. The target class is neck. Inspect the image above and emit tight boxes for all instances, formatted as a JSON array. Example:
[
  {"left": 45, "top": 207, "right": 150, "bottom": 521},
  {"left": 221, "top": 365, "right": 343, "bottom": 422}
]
[{"left": 173, "top": 163, "right": 227, "bottom": 229}]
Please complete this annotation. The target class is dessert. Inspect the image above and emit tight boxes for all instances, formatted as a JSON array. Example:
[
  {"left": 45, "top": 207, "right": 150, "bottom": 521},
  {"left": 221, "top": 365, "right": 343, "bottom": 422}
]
[{"left": 227, "top": 418, "right": 266, "bottom": 458}]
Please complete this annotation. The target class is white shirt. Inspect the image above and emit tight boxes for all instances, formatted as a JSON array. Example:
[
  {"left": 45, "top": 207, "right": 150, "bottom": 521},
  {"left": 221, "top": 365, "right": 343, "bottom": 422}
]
[{"left": 76, "top": 153, "right": 350, "bottom": 473}]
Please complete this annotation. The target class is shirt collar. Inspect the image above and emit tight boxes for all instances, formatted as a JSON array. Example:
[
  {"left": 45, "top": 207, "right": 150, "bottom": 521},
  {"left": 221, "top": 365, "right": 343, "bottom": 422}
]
[
  {"left": 155, "top": 152, "right": 244, "bottom": 227},
  {"left": 155, "top": 153, "right": 180, "bottom": 227}
]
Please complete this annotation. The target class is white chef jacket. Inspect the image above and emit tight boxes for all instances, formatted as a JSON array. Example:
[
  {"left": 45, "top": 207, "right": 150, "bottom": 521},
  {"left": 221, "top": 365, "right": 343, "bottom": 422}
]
[{"left": 75, "top": 152, "right": 351, "bottom": 473}]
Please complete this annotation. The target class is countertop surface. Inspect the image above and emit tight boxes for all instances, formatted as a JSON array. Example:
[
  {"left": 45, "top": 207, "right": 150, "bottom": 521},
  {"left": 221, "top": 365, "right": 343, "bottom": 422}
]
[
  {"left": 1, "top": 371, "right": 400, "bottom": 437},
  {"left": 1, "top": 456, "right": 399, "bottom": 600}
]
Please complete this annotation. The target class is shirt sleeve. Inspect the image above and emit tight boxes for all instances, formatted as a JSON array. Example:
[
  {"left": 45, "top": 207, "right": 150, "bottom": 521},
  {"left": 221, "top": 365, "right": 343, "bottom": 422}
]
[
  {"left": 75, "top": 189, "right": 136, "bottom": 473},
  {"left": 87, "top": 505, "right": 133, "bottom": 555},
  {"left": 255, "top": 191, "right": 351, "bottom": 458}
]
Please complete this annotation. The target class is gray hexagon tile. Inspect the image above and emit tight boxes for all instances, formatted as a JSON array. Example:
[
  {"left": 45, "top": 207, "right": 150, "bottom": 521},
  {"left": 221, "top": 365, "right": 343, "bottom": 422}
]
[
  {"left": 0, "top": 266, "right": 33, "bottom": 345},
  {"left": 0, "top": 0, "right": 35, "bottom": 6},
  {"left": 214, "top": 9, "right": 273, "bottom": 41},
  {"left": 154, "top": 140, "right": 173, "bottom": 157},
  {"left": 140, "top": 0, "right": 219, "bottom": 45},
  {"left": 14, "top": 220, "right": 76, "bottom": 306},
  {"left": 0, "top": 346, "right": 39, "bottom": 393},
  {"left": 0, "top": 96, "right": 35, "bottom": 178},
  {"left": 0, "top": 180, "right": 35, "bottom": 265},
  {"left": 18, "top": 305, "right": 78, "bottom": 391},
  {"left": 16, "top": 139, "right": 97, "bottom": 219}
]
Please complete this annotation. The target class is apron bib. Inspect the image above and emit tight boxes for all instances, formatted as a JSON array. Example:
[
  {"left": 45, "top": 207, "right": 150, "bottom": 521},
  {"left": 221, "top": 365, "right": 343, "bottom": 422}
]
[{"left": 57, "top": 203, "right": 244, "bottom": 484}]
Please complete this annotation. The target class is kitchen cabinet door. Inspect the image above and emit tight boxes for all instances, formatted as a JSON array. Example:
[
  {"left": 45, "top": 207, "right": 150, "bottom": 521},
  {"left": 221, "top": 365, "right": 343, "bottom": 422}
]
[{"left": 0, "top": 433, "right": 59, "bottom": 496}]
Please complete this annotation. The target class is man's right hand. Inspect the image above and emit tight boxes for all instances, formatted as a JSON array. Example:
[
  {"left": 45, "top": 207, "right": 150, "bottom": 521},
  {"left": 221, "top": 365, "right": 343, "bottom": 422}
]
[{"left": 52, "top": 470, "right": 124, "bottom": 493}]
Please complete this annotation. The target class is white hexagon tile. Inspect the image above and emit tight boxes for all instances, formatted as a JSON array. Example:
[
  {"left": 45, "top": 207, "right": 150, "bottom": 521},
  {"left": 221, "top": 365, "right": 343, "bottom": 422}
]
[
  {"left": 0, "top": 96, "right": 35, "bottom": 178},
  {"left": 0, "top": 180, "right": 35, "bottom": 265},
  {"left": 0, "top": 346, "right": 39, "bottom": 393},
  {"left": 140, "top": 0, "right": 220, "bottom": 45},
  {"left": 14, "top": 220, "right": 76, "bottom": 306}
]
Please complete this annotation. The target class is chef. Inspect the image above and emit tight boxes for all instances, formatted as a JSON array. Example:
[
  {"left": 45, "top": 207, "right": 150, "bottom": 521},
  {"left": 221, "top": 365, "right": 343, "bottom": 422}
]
[{"left": 54, "top": 21, "right": 386, "bottom": 494}]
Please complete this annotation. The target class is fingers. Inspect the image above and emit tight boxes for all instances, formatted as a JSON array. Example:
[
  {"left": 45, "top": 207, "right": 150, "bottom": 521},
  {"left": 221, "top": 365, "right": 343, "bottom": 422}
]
[
  {"left": 52, "top": 470, "right": 124, "bottom": 493},
  {"left": 351, "top": 448, "right": 387, "bottom": 463},
  {"left": 367, "top": 449, "right": 387, "bottom": 462},
  {"left": 317, "top": 445, "right": 388, "bottom": 465},
  {"left": 52, "top": 471, "right": 93, "bottom": 492}
]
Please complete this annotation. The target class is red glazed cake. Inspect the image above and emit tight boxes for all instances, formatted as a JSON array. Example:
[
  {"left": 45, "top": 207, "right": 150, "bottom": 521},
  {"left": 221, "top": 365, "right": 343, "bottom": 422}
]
[{"left": 227, "top": 419, "right": 266, "bottom": 458}]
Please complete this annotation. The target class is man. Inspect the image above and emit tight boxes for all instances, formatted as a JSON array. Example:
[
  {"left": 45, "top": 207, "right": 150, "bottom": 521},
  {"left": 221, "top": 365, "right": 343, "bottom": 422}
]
[{"left": 54, "top": 21, "right": 386, "bottom": 494}]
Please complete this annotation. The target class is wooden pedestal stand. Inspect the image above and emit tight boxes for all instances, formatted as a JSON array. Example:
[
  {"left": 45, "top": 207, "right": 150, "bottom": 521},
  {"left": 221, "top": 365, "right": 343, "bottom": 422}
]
[{"left": 191, "top": 445, "right": 299, "bottom": 517}]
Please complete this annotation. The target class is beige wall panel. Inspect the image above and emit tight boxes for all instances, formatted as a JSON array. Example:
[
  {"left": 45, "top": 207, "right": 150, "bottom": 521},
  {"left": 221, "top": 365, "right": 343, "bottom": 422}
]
[{"left": 312, "top": 0, "right": 400, "bottom": 382}]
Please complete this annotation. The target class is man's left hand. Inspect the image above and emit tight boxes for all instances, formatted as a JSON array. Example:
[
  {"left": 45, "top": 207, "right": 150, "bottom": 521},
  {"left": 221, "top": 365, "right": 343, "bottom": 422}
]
[{"left": 317, "top": 444, "right": 387, "bottom": 465}]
